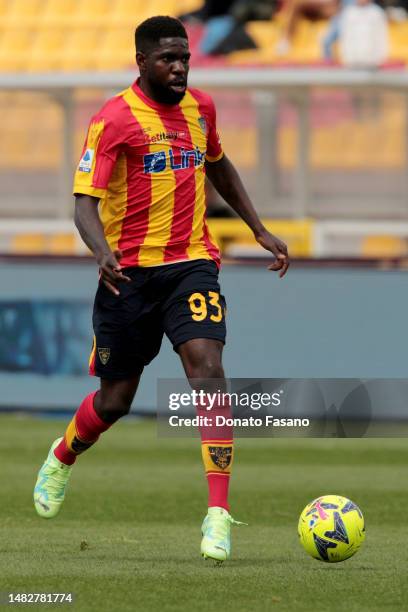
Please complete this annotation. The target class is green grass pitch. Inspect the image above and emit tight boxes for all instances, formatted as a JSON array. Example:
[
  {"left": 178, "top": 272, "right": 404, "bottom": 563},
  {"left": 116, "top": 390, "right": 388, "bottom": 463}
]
[{"left": 0, "top": 415, "right": 407, "bottom": 612}]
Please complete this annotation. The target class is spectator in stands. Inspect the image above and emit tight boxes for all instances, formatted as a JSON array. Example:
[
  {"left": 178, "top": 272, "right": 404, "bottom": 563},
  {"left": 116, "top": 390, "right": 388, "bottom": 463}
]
[
  {"left": 338, "top": 0, "right": 389, "bottom": 66},
  {"left": 276, "top": 0, "right": 339, "bottom": 55},
  {"left": 180, "top": 0, "right": 278, "bottom": 55},
  {"left": 322, "top": 0, "right": 355, "bottom": 61},
  {"left": 179, "top": 0, "right": 235, "bottom": 23},
  {"left": 384, "top": 0, "right": 408, "bottom": 23}
]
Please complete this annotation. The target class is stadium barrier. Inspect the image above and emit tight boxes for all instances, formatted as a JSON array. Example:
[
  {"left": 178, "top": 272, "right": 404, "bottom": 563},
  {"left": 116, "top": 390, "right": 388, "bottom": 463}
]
[
  {"left": 2, "top": 68, "right": 408, "bottom": 225},
  {"left": 2, "top": 217, "right": 408, "bottom": 258},
  {"left": 1, "top": 256, "right": 407, "bottom": 415}
]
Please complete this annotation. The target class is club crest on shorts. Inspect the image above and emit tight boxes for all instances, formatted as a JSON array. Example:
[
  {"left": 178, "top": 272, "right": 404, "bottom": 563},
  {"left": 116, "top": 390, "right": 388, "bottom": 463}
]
[
  {"left": 98, "top": 347, "right": 110, "bottom": 365},
  {"left": 209, "top": 446, "right": 232, "bottom": 470}
]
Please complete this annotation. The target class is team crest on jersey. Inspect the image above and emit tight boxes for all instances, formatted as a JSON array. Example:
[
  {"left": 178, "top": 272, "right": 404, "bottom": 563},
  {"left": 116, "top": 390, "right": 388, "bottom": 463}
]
[
  {"left": 98, "top": 347, "right": 110, "bottom": 365},
  {"left": 198, "top": 116, "right": 207, "bottom": 135},
  {"left": 87, "top": 119, "right": 105, "bottom": 147},
  {"left": 78, "top": 148, "right": 94, "bottom": 173},
  {"left": 209, "top": 446, "right": 232, "bottom": 470}
]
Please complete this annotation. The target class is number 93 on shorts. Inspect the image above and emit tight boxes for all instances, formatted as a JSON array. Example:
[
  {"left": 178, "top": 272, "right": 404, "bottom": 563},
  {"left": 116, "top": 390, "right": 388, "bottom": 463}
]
[{"left": 90, "top": 259, "right": 227, "bottom": 379}]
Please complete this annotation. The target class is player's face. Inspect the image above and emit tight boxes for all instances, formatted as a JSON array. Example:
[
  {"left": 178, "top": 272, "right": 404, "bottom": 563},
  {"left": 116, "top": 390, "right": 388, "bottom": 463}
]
[{"left": 139, "top": 37, "right": 190, "bottom": 105}]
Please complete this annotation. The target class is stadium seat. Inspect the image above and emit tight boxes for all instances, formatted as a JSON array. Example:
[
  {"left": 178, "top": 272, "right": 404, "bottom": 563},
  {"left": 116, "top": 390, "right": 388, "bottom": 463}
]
[
  {"left": 232, "top": 18, "right": 326, "bottom": 64},
  {"left": 11, "top": 233, "right": 76, "bottom": 254},
  {"left": 146, "top": 0, "right": 178, "bottom": 15},
  {"left": 48, "top": 233, "right": 77, "bottom": 254},
  {"left": 0, "top": 0, "right": 9, "bottom": 18},
  {"left": 59, "top": 28, "right": 102, "bottom": 71},
  {"left": 389, "top": 22, "right": 408, "bottom": 62},
  {"left": 207, "top": 218, "right": 314, "bottom": 257},
  {"left": 0, "top": 26, "right": 34, "bottom": 71},
  {"left": 95, "top": 27, "right": 135, "bottom": 71},
  {"left": 11, "top": 234, "right": 47, "bottom": 254},
  {"left": 75, "top": 0, "right": 112, "bottom": 26},
  {"left": 3, "top": 0, "right": 43, "bottom": 26},
  {"left": 110, "top": 0, "right": 150, "bottom": 26},
  {"left": 27, "top": 27, "right": 66, "bottom": 72},
  {"left": 41, "top": 0, "right": 73, "bottom": 26},
  {"left": 361, "top": 235, "right": 408, "bottom": 258},
  {"left": 1, "top": 2, "right": 408, "bottom": 73},
  {"left": 246, "top": 21, "right": 279, "bottom": 53},
  {"left": 177, "top": 0, "right": 203, "bottom": 12},
  {"left": 290, "top": 20, "right": 326, "bottom": 62}
]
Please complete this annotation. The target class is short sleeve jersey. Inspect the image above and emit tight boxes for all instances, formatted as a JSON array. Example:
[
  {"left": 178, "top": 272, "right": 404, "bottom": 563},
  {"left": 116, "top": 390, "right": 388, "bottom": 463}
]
[{"left": 73, "top": 80, "right": 223, "bottom": 268}]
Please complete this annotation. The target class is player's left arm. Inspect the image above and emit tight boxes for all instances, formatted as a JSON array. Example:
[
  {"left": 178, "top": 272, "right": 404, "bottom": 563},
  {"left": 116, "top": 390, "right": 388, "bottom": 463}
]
[{"left": 205, "top": 154, "right": 290, "bottom": 277}]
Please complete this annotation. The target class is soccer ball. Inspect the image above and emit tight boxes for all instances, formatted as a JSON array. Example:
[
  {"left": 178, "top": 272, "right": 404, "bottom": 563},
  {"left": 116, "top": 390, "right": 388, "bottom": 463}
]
[{"left": 298, "top": 495, "right": 365, "bottom": 563}]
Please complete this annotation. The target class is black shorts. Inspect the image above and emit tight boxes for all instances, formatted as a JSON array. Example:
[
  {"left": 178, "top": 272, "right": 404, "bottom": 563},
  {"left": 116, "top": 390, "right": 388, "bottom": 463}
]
[{"left": 89, "top": 259, "right": 226, "bottom": 379}]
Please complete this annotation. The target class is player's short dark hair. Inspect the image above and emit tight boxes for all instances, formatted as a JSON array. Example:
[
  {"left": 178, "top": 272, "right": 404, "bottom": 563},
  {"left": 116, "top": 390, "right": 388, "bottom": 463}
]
[{"left": 135, "top": 16, "right": 188, "bottom": 53}]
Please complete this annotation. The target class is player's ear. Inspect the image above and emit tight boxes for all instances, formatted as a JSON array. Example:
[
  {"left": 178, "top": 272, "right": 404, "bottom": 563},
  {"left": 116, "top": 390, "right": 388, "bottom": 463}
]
[{"left": 136, "top": 51, "right": 146, "bottom": 73}]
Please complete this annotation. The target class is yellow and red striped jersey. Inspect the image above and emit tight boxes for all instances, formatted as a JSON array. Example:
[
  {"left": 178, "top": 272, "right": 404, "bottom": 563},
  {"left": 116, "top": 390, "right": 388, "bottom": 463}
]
[{"left": 73, "top": 80, "right": 223, "bottom": 268}]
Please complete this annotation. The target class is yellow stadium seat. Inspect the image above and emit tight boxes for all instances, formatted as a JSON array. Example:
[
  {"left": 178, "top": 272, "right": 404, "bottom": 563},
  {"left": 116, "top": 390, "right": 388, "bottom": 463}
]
[
  {"left": 278, "top": 19, "right": 325, "bottom": 63},
  {"left": 0, "top": 92, "right": 60, "bottom": 169},
  {"left": 27, "top": 27, "right": 66, "bottom": 72},
  {"left": 0, "top": 26, "right": 34, "bottom": 71},
  {"left": 11, "top": 233, "right": 77, "bottom": 255},
  {"left": 389, "top": 22, "right": 408, "bottom": 61},
  {"left": 95, "top": 27, "right": 135, "bottom": 71},
  {"left": 207, "top": 218, "right": 313, "bottom": 257},
  {"left": 48, "top": 234, "right": 76, "bottom": 254},
  {"left": 109, "top": 0, "right": 172, "bottom": 26},
  {"left": 4, "top": 0, "right": 43, "bottom": 25},
  {"left": 75, "top": 0, "right": 112, "bottom": 26},
  {"left": 0, "top": 0, "right": 9, "bottom": 17},
  {"left": 110, "top": 0, "right": 144, "bottom": 25},
  {"left": 233, "top": 18, "right": 327, "bottom": 64},
  {"left": 362, "top": 235, "right": 408, "bottom": 258},
  {"left": 143, "top": 0, "right": 178, "bottom": 17},
  {"left": 177, "top": 0, "right": 203, "bottom": 13},
  {"left": 41, "top": 0, "right": 74, "bottom": 25},
  {"left": 246, "top": 21, "right": 279, "bottom": 52},
  {"left": 12, "top": 234, "right": 47, "bottom": 254},
  {"left": 60, "top": 28, "right": 101, "bottom": 71}
]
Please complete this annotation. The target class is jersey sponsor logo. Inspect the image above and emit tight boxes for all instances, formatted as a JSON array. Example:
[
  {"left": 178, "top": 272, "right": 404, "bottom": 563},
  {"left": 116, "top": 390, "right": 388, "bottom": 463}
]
[
  {"left": 143, "top": 147, "right": 206, "bottom": 174},
  {"left": 147, "top": 131, "right": 185, "bottom": 143},
  {"left": 208, "top": 445, "right": 232, "bottom": 470},
  {"left": 78, "top": 148, "right": 94, "bottom": 173},
  {"left": 98, "top": 347, "right": 110, "bottom": 365},
  {"left": 144, "top": 151, "right": 167, "bottom": 173}
]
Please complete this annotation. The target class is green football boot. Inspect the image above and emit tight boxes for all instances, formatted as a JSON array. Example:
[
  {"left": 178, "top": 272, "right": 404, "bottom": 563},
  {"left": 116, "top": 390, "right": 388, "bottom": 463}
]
[
  {"left": 201, "top": 506, "right": 247, "bottom": 563},
  {"left": 34, "top": 438, "right": 72, "bottom": 519}
]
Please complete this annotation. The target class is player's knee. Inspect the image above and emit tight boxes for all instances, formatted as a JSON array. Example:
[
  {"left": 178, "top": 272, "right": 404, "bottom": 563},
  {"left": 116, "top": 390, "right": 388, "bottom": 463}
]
[
  {"left": 96, "top": 397, "right": 131, "bottom": 423},
  {"left": 187, "top": 359, "right": 224, "bottom": 381}
]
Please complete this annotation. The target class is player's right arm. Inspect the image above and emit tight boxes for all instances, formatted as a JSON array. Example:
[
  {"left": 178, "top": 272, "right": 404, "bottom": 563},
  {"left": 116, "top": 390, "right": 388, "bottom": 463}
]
[
  {"left": 74, "top": 195, "right": 130, "bottom": 296},
  {"left": 73, "top": 104, "right": 130, "bottom": 295}
]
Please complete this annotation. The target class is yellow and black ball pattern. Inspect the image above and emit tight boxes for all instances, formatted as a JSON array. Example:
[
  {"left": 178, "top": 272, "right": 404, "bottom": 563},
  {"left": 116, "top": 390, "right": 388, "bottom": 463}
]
[{"left": 298, "top": 495, "right": 365, "bottom": 563}]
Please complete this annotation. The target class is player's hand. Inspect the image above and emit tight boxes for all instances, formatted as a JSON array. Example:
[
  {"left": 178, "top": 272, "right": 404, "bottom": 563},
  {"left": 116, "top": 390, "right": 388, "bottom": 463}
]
[
  {"left": 255, "top": 229, "right": 290, "bottom": 278},
  {"left": 97, "top": 249, "right": 131, "bottom": 296}
]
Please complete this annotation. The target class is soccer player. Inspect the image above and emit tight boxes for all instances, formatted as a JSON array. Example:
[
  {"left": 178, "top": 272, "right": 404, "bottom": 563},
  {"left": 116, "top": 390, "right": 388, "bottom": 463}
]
[{"left": 33, "top": 16, "right": 289, "bottom": 563}]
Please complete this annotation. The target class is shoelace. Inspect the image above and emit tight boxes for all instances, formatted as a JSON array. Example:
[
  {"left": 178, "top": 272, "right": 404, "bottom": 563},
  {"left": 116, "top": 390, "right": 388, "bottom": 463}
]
[
  {"left": 228, "top": 515, "right": 248, "bottom": 527},
  {"left": 41, "top": 463, "right": 70, "bottom": 496},
  {"left": 207, "top": 514, "right": 248, "bottom": 540}
]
